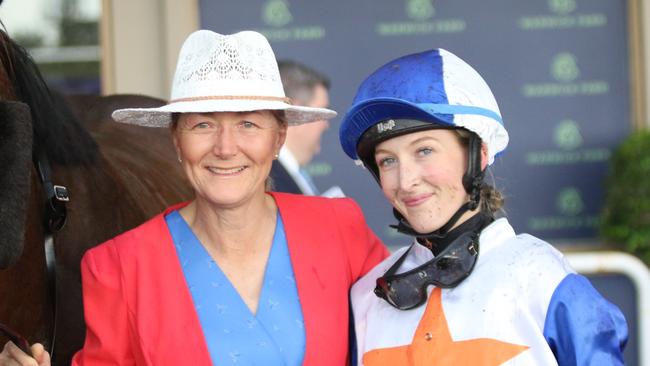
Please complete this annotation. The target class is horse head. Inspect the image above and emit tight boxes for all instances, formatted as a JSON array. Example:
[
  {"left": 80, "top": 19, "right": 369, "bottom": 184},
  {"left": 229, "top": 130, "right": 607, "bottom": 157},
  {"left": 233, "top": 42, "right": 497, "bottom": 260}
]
[
  {"left": 0, "top": 27, "right": 97, "bottom": 268},
  {"left": 0, "top": 26, "right": 191, "bottom": 364},
  {"left": 0, "top": 25, "right": 104, "bottom": 360}
]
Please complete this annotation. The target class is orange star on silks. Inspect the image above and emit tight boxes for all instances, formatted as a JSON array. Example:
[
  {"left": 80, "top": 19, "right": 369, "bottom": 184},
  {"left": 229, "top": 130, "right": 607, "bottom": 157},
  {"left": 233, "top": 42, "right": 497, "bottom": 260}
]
[{"left": 363, "top": 288, "right": 529, "bottom": 366}]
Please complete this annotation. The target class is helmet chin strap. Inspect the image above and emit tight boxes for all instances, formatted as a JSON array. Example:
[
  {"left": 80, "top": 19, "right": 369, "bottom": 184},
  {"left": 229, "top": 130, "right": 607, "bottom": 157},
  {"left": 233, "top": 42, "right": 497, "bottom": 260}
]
[{"left": 390, "top": 133, "right": 485, "bottom": 239}]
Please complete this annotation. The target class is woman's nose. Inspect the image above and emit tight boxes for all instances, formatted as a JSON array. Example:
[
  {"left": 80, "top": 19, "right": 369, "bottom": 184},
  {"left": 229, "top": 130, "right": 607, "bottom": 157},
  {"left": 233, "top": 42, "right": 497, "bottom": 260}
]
[
  {"left": 398, "top": 160, "right": 421, "bottom": 191},
  {"left": 213, "top": 127, "right": 238, "bottom": 158}
]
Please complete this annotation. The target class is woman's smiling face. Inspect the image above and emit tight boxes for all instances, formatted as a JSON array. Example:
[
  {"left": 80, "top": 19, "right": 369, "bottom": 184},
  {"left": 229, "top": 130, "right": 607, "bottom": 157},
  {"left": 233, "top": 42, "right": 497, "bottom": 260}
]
[
  {"left": 173, "top": 110, "right": 286, "bottom": 208},
  {"left": 375, "top": 128, "right": 470, "bottom": 234}
]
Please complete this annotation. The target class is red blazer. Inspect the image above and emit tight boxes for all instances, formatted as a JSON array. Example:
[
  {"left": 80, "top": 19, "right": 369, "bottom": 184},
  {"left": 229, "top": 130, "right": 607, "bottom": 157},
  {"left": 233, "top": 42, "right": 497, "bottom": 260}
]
[{"left": 72, "top": 192, "right": 388, "bottom": 366}]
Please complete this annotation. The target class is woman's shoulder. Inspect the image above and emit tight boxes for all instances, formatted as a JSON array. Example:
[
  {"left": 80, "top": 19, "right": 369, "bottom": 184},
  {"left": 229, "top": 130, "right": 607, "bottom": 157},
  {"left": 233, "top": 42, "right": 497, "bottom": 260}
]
[
  {"left": 83, "top": 205, "right": 178, "bottom": 262},
  {"left": 272, "top": 191, "right": 355, "bottom": 204},
  {"left": 479, "top": 218, "right": 576, "bottom": 289},
  {"left": 272, "top": 191, "right": 363, "bottom": 216},
  {"left": 351, "top": 246, "right": 409, "bottom": 302},
  {"left": 507, "top": 232, "right": 571, "bottom": 272},
  {"left": 482, "top": 219, "right": 569, "bottom": 266}
]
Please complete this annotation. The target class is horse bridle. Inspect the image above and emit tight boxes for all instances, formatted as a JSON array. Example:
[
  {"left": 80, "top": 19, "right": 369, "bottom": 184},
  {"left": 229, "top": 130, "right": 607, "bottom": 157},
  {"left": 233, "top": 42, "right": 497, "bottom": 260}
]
[
  {"left": 33, "top": 146, "right": 69, "bottom": 362},
  {"left": 0, "top": 146, "right": 67, "bottom": 361},
  {"left": 0, "top": 30, "right": 69, "bottom": 360}
]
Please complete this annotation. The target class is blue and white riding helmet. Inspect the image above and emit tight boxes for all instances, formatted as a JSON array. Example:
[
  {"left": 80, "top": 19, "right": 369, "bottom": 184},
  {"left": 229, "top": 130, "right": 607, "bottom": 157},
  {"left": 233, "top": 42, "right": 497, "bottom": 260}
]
[{"left": 339, "top": 48, "right": 509, "bottom": 178}]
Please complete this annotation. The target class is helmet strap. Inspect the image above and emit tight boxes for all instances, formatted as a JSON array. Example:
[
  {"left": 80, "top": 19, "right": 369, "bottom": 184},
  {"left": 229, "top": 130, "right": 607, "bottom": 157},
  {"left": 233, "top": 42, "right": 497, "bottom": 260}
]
[
  {"left": 462, "top": 133, "right": 484, "bottom": 210},
  {"left": 389, "top": 201, "right": 473, "bottom": 239}
]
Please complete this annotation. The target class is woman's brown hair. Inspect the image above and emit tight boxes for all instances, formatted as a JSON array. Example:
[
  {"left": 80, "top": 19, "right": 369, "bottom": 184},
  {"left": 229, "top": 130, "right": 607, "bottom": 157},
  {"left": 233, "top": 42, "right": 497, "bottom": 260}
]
[{"left": 455, "top": 129, "right": 505, "bottom": 215}]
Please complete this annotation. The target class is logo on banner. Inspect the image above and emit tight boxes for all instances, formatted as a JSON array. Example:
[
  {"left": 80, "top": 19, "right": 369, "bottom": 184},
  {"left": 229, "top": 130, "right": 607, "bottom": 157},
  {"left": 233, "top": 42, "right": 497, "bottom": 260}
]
[
  {"left": 522, "top": 52, "right": 609, "bottom": 98},
  {"left": 376, "top": 0, "right": 465, "bottom": 36},
  {"left": 528, "top": 186, "right": 598, "bottom": 232},
  {"left": 518, "top": 0, "right": 605, "bottom": 30},
  {"left": 257, "top": 0, "right": 325, "bottom": 42},
  {"left": 549, "top": 0, "right": 576, "bottom": 15},
  {"left": 263, "top": 0, "right": 293, "bottom": 27},
  {"left": 406, "top": 0, "right": 435, "bottom": 21},
  {"left": 305, "top": 161, "right": 332, "bottom": 177},
  {"left": 554, "top": 120, "right": 582, "bottom": 150},
  {"left": 551, "top": 53, "right": 579, "bottom": 82},
  {"left": 526, "top": 119, "right": 610, "bottom": 165},
  {"left": 557, "top": 187, "right": 584, "bottom": 216}
]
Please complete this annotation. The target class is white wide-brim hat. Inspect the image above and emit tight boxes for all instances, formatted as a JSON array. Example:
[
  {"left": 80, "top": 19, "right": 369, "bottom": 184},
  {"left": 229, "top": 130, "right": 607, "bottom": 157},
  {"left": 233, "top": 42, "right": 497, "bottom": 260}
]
[{"left": 112, "top": 30, "right": 336, "bottom": 127}]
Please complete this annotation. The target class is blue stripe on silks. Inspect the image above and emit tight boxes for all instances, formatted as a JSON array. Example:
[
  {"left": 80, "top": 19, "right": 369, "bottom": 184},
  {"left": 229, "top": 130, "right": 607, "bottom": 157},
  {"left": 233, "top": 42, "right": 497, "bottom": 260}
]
[
  {"left": 543, "top": 273, "right": 628, "bottom": 365},
  {"left": 418, "top": 103, "right": 503, "bottom": 124}
]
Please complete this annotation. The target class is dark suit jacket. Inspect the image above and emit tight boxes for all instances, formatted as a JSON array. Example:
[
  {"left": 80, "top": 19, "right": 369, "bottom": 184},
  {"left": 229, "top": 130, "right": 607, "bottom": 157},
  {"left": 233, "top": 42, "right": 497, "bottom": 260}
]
[{"left": 270, "top": 160, "right": 304, "bottom": 194}]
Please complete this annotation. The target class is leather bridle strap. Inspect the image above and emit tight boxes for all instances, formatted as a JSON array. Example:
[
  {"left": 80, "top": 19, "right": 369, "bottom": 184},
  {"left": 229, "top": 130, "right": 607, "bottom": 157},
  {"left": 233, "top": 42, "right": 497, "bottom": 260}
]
[{"left": 33, "top": 147, "right": 69, "bottom": 362}]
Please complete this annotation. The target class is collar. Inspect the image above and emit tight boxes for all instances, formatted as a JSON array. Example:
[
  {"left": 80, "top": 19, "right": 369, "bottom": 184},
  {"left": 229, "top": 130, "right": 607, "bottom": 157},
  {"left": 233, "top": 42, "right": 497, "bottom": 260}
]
[
  {"left": 475, "top": 217, "right": 516, "bottom": 256},
  {"left": 417, "top": 212, "right": 492, "bottom": 256},
  {"left": 278, "top": 147, "right": 300, "bottom": 174},
  {"left": 278, "top": 147, "right": 317, "bottom": 195},
  {"left": 397, "top": 217, "right": 516, "bottom": 274}
]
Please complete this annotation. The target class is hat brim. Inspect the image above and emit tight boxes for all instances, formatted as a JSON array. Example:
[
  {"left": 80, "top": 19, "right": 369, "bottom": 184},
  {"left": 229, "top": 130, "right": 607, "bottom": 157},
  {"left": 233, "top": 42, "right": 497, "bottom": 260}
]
[
  {"left": 339, "top": 97, "right": 453, "bottom": 159},
  {"left": 112, "top": 99, "right": 337, "bottom": 127}
]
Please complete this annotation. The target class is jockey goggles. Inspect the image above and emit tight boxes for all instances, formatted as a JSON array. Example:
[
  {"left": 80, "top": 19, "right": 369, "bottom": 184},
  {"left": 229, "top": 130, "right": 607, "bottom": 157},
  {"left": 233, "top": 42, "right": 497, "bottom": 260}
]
[{"left": 374, "top": 230, "right": 479, "bottom": 310}]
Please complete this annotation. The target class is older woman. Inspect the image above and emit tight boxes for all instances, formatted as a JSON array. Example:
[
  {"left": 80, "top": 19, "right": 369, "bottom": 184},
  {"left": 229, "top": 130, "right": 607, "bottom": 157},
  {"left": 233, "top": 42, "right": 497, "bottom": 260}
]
[
  {"left": 339, "top": 49, "right": 628, "bottom": 365},
  {"left": 1, "top": 30, "right": 388, "bottom": 366}
]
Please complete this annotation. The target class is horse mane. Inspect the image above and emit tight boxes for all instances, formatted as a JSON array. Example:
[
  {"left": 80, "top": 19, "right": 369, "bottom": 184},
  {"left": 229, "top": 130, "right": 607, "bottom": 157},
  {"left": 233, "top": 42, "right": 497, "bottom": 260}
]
[
  {"left": 0, "top": 30, "right": 98, "bottom": 165},
  {"left": 0, "top": 102, "right": 32, "bottom": 267}
]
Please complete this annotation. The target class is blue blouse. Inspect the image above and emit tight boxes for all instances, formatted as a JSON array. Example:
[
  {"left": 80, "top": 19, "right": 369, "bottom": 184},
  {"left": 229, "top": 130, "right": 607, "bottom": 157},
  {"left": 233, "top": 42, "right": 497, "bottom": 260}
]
[{"left": 165, "top": 210, "right": 306, "bottom": 366}]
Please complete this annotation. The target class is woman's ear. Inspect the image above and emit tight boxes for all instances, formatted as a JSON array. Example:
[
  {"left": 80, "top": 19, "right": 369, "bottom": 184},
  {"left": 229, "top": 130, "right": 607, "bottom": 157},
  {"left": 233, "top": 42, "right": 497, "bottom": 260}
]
[
  {"left": 172, "top": 129, "right": 182, "bottom": 162},
  {"left": 170, "top": 115, "right": 182, "bottom": 160},
  {"left": 480, "top": 143, "right": 489, "bottom": 170},
  {"left": 276, "top": 122, "right": 288, "bottom": 150}
]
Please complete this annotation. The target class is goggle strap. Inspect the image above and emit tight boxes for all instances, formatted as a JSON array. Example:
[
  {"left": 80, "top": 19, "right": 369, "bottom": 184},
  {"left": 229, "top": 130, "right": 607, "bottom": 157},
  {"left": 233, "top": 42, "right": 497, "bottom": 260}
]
[{"left": 374, "top": 245, "right": 414, "bottom": 301}]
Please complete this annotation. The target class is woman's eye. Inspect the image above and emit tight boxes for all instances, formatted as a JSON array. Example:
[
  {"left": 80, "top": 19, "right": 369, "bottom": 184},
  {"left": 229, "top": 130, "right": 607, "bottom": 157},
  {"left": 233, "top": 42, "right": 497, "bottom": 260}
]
[
  {"left": 377, "top": 156, "right": 396, "bottom": 168},
  {"left": 193, "top": 122, "right": 211, "bottom": 129},
  {"left": 240, "top": 120, "right": 257, "bottom": 129},
  {"left": 417, "top": 147, "right": 433, "bottom": 156}
]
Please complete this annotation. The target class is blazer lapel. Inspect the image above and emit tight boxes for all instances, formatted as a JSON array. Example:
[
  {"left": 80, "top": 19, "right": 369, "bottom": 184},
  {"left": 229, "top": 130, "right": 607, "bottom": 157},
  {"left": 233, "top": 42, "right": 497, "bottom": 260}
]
[
  {"left": 272, "top": 192, "right": 325, "bottom": 365},
  {"left": 147, "top": 205, "right": 214, "bottom": 365}
]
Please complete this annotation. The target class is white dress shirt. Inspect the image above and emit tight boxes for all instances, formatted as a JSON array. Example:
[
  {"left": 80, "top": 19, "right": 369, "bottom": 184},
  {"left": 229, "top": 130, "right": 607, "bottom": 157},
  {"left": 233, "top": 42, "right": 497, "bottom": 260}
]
[{"left": 278, "top": 147, "right": 318, "bottom": 195}]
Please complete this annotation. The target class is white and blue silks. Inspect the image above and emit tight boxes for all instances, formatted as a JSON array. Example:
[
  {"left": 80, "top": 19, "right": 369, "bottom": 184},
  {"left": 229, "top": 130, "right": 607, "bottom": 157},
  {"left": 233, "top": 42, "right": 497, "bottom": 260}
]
[
  {"left": 351, "top": 218, "right": 628, "bottom": 365},
  {"left": 166, "top": 210, "right": 305, "bottom": 366}
]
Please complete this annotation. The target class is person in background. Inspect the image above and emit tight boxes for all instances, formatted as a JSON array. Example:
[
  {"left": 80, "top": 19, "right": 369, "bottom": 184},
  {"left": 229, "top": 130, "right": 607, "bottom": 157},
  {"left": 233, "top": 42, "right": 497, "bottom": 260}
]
[
  {"left": 1, "top": 29, "right": 388, "bottom": 366},
  {"left": 272, "top": 60, "right": 340, "bottom": 196},
  {"left": 339, "top": 48, "right": 628, "bottom": 365}
]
